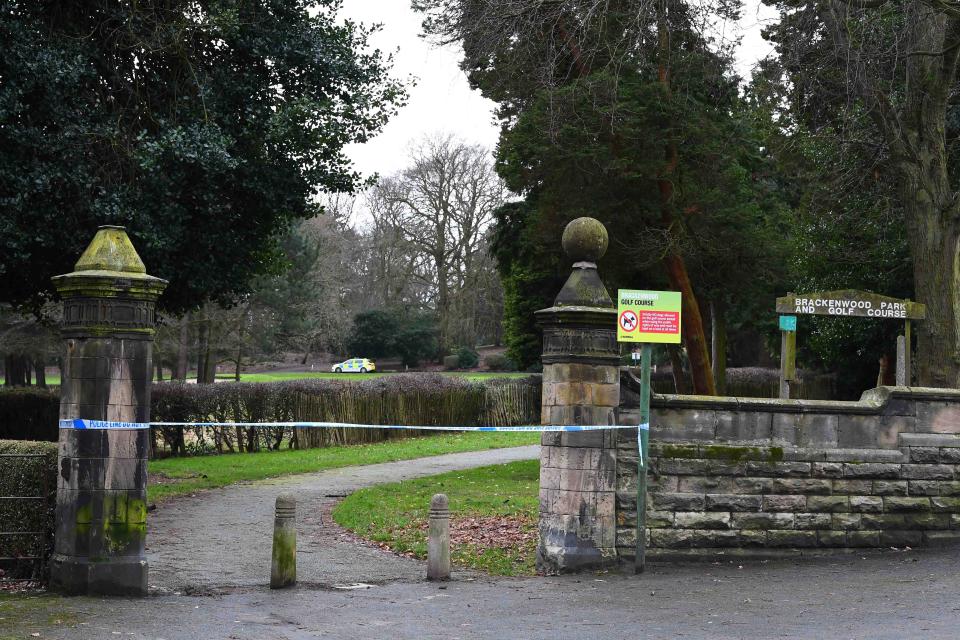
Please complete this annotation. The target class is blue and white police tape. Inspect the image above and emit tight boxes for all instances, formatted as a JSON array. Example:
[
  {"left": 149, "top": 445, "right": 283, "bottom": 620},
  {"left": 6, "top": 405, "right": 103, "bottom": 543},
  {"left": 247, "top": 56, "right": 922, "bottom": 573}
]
[
  {"left": 59, "top": 418, "right": 646, "bottom": 433},
  {"left": 638, "top": 422, "right": 650, "bottom": 465}
]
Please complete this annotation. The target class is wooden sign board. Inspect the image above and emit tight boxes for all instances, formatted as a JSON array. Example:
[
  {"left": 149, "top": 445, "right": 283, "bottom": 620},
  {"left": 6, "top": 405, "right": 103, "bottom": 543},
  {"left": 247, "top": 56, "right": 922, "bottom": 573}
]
[{"left": 776, "top": 290, "right": 925, "bottom": 321}]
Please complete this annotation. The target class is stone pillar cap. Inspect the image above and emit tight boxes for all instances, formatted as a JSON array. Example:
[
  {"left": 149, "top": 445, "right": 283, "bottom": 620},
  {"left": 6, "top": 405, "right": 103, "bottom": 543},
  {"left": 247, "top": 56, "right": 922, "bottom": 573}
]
[
  {"left": 52, "top": 226, "right": 167, "bottom": 296},
  {"left": 75, "top": 226, "right": 147, "bottom": 274}
]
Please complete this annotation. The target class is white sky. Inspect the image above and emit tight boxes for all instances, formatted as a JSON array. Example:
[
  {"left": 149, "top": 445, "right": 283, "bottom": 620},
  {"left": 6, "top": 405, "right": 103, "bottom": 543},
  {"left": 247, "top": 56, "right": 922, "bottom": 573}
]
[{"left": 340, "top": 0, "right": 778, "bottom": 181}]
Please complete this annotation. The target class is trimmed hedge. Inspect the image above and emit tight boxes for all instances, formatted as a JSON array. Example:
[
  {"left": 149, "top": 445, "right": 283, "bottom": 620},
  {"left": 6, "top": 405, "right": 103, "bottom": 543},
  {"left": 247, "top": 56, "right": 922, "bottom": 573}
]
[
  {"left": 150, "top": 374, "right": 542, "bottom": 456},
  {"left": 0, "top": 440, "right": 57, "bottom": 582},
  {"left": 0, "top": 388, "right": 59, "bottom": 442},
  {"left": 0, "top": 376, "right": 543, "bottom": 455}
]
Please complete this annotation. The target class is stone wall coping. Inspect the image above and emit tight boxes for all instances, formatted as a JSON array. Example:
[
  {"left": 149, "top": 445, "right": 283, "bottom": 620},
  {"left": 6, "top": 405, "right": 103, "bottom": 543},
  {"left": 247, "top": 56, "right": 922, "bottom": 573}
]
[
  {"left": 623, "top": 382, "right": 960, "bottom": 415},
  {"left": 648, "top": 442, "right": 909, "bottom": 463},
  {"left": 900, "top": 433, "right": 960, "bottom": 448}
]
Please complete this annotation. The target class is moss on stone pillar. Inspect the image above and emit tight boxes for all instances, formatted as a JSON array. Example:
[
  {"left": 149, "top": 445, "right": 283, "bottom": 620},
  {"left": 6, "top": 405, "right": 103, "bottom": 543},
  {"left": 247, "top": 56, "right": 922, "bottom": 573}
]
[{"left": 49, "top": 226, "right": 166, "bottom": 597}]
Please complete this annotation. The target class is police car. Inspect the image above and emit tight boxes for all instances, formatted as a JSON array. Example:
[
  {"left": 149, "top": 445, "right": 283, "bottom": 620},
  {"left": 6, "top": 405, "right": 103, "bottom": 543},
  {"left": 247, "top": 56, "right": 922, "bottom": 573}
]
[{"left": 331, "top": 358, "right": 376, "bottom": 373}]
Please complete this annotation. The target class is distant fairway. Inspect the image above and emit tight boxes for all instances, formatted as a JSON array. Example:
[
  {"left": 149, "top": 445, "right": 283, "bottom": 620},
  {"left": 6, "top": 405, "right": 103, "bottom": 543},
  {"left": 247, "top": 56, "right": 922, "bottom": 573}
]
[
  {"left": 215, "top": 371, "right": 529, "bottom": 383},
  {"left": 1, "top": 370, "right": 530, "bottom": 386}
]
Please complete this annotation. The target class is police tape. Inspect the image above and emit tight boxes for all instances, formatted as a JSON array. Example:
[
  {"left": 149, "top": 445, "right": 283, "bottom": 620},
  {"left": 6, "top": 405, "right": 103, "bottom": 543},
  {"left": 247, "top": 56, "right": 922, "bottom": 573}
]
[{"left": 58, "top": 418, "right": 649, "bottom": 433}]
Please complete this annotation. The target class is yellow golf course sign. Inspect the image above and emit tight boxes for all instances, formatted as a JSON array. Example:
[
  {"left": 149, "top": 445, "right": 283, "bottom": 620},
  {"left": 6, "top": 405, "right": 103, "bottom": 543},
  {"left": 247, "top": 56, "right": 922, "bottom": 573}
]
[{"left": 617, "top": 290, "right": 682, "bottom": 344}]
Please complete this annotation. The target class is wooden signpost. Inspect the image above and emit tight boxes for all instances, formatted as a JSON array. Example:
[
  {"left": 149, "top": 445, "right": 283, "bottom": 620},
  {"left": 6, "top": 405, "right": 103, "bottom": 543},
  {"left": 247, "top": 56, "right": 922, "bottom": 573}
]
[
  {"left": 617, "top": 290, "right": 682, "bottom": 573},
  {"left": 775, "top": 290, "right": 926, "bottom": 396}
]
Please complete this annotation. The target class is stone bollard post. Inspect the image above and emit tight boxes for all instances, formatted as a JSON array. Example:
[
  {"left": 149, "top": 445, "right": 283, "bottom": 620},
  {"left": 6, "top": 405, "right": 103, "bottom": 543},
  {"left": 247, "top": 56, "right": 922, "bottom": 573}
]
[
  {"left": 270, "top": 494, "right": 297, "bottom": 589},
  {"left": 535, "top": 217, "right": 620, "bottom": 574},
  {"left": 427, "top": 493, "right": 451, "bottom": 581},
  {"left": 49, "top": 226, "right": 167, "bottom": 596}
]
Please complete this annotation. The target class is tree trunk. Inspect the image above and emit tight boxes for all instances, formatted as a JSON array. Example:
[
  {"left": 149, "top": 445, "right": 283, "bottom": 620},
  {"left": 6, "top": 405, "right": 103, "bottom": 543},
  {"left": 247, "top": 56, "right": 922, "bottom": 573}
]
[
  {"left": 175, "top": 313, "right": 189, "bottom": 382},
  {"left": 196, "top": 320, "right": 207, "bottom": 382},
  {"left": 662, "top": 254, "right": 716, "bottom": 395},
  {"left": 437, "top": 259, "right": 451, "bottom": 354},
  {"left": 896, "top": 158, "right": 960, "bottom": 388},
  {"left": 204, "top": 353, "right": 217, "bottom": 384},
  {"left": 197, "top": 318, "right": 213, "bottom": 384},
  {"left": 711, "top": 300, "right": 727, "bottom": 396},
  {"left": 667, "top": 344, "right": 691, "bottom": 394},
  {"left": 4, "top": 355, "right": 29, "bottom": 387},
  {"left": 34, "top": 360, "right": 46, "bottom": 388}
]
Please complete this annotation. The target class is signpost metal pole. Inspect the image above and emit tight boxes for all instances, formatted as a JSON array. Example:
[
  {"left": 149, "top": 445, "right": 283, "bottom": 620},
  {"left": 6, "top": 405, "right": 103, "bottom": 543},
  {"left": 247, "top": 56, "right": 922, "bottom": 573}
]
[{"left": 635, "top": 342, "right": 652, "bottom": 573}]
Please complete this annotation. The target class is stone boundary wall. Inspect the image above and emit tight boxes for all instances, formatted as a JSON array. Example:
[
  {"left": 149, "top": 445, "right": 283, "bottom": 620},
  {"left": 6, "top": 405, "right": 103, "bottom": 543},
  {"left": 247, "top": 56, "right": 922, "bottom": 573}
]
[{"left": 615, "top": 383, "right": 960, "bottom": 560}]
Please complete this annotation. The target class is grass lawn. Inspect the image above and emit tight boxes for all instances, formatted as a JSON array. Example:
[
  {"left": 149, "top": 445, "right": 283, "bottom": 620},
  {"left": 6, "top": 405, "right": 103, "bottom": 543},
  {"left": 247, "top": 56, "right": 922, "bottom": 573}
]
[
  {"left": 213, "top": 371, "right": 530, "bottom": 383},
  {"left": 0, "top": 371, "right": 529, "bottom": 386},
  {"left": 148, "top": 432, "right": 539, "bottom": 503},
  {"left": 332, "top": 460, "right": 540, "bottom": 576}
]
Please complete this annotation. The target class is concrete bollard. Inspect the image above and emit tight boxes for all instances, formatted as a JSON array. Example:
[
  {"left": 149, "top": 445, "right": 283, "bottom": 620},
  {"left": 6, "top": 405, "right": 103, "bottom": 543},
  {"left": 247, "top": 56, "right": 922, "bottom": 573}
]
[
  {"left": 427, "top": 493, "right": 451, "bottom": 581},
  {"left": 270, "top": 494, "right": 297, "bottom": 589}
]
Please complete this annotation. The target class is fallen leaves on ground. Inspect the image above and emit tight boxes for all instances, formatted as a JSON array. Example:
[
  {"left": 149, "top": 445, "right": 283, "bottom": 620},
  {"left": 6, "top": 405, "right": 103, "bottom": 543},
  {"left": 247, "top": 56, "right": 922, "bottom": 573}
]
[
  {"left": 0, "top": 580, "right": 42, "bottom": 593},
  {"left": 448, "top": 514, "right": 537, "bottom": 551}
]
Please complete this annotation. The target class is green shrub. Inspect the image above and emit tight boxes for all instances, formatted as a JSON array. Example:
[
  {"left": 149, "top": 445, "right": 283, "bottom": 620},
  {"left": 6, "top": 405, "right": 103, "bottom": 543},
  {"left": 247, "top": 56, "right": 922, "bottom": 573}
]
[
  {"left": 348, "top": 310, "right": 439, "bottom": 367},
  {"left": 0, "top": 387, "right": 59, "bottom": 442},
  {"left": 455, "top": 347, "right": 480, "bottom": 369},
  {"left": 442, "top": 355, "right": 460, "bottom": 370},
  {"left": 0, "top": 440, "right": 57, "bottom": 582},
  {"left": 484, "top": 354, "right": 517, "bottom": 371}
]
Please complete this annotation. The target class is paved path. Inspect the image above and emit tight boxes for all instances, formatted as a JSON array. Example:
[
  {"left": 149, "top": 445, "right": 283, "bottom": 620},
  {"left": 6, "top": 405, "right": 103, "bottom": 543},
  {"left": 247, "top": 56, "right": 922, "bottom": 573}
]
[
  {"left": 13, "top": 548, "right": 960, "bottom": 639},
  {"left": 10, "top": 446, "right": 960, "bottom": 638},
  {"left": 146, "top": 445, "right": 540, "bottom": 592}
]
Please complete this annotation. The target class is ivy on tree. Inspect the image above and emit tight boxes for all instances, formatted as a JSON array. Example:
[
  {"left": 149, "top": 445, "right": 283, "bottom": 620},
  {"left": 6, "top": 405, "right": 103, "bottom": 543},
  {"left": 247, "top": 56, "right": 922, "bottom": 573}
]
[{"left": 0, "top": 0, "right": 405, "bottom": 313}]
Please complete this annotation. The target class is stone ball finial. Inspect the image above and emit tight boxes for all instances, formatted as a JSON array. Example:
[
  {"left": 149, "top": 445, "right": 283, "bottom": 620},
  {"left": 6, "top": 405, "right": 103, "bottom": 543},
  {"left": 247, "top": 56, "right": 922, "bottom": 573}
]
[
  {"left": 561, "top": 217, "right": 608, "bottom": 263},
  {"left": 430, "top": 493, "right": 449, "bottom": 510}
]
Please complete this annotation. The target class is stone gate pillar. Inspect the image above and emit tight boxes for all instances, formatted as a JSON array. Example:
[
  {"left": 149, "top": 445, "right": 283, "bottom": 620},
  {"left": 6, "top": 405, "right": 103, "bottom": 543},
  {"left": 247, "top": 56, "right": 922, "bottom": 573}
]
[
  {"left": 49, "top": 226, "right": 167, "bottom": 596},
  {"left": 536, "top": 217, "right": 620, "bottom": 573}
]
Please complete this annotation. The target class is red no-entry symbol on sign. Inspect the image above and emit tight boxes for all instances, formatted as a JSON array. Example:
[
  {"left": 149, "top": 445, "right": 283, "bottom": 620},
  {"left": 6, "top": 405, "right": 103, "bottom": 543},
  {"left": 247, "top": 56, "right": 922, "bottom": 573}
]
[{"left": 619, "top": 310, "right": 638, "bottom": 332}]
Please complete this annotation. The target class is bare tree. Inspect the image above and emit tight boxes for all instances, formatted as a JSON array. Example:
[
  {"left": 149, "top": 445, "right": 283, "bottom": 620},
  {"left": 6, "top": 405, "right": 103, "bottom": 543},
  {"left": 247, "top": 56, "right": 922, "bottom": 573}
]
[
  {"left": 360, "top": 189, "right": 436, "bottom": 310},
  {"left": 368, "top": 135, "right": 507, "bottom": 351}
]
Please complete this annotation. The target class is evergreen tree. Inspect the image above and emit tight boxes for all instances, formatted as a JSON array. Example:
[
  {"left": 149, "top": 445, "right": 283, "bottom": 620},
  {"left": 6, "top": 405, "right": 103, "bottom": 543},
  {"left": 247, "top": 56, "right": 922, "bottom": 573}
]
[{"left": 0, "top": 0, "right": 405, "bottom": 312}]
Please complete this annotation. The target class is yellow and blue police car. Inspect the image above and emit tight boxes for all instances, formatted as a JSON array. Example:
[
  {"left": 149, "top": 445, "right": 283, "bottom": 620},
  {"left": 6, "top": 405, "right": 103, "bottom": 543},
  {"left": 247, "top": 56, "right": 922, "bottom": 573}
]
[{"left": 331, "top": 358, "right": 376, "bottom": 373}]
